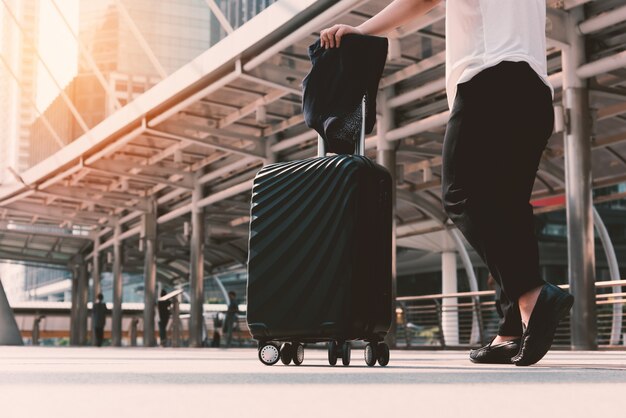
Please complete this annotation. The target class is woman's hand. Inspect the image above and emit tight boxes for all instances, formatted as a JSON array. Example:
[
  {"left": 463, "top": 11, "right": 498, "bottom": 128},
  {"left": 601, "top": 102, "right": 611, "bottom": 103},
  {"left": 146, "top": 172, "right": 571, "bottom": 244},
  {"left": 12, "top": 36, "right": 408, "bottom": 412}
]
[
  {"left": 318, "top": 1, "right": 441, "bottom": 49},
  {"left": 319, "top": 24, "right": 363, "bottom": 49}
]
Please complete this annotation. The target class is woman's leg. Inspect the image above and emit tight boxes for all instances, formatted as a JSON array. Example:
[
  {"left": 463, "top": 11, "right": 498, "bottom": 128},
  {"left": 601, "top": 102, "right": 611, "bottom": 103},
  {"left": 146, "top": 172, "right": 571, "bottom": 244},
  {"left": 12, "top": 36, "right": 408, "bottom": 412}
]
[{"left": 441, "top": 62, "right": 554, "bottom": 339}]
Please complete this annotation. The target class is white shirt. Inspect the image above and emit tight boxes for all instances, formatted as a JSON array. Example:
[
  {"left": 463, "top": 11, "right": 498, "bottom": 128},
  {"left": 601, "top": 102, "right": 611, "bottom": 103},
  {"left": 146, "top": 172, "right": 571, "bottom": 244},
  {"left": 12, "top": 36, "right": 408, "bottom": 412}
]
[{"left": 445, "top": 0, "right": 553, "bottom": 110}]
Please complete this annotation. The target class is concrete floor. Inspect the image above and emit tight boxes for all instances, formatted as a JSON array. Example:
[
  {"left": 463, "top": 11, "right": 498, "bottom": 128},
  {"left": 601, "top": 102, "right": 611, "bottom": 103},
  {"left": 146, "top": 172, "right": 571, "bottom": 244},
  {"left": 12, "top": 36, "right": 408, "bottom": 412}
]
[{"left": 0, "top": 346, "right": 624, "bottom": 418}]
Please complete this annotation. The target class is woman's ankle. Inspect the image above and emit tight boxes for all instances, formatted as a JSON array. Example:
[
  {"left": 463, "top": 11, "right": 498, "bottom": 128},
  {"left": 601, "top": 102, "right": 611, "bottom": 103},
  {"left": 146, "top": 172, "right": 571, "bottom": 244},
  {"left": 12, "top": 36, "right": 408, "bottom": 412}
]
[
  {"left": 518, "top": 285, "right": 544, "bottom": 327},
  {"left": 492, "top": 335, "right": 519, "bottom": 345}
]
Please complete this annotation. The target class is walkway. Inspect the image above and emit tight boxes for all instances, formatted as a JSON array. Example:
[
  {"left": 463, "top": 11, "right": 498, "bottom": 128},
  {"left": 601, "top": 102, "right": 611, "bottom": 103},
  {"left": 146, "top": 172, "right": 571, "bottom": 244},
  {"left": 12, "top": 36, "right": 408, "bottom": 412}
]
[{"left": 0, "top": 347, "right": 624, "bottom": 417}]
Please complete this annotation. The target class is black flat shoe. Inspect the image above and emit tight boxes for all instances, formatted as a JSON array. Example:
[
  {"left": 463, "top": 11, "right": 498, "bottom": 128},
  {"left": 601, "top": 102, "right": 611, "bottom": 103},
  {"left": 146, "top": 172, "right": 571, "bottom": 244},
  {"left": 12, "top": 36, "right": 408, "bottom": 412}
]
[
  {"left": 469, "top": 338, "right": 521, "bottom": 364},
  {"left": 512, "top": 283, "right": 574, "bottom": 367}
]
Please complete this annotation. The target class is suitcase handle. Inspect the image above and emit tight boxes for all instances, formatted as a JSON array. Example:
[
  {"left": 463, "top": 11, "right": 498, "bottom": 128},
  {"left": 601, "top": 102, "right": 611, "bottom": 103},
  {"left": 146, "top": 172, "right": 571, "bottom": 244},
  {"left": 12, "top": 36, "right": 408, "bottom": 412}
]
[{"left": 318, "top": 95, "right": 366, "bottom": 157}]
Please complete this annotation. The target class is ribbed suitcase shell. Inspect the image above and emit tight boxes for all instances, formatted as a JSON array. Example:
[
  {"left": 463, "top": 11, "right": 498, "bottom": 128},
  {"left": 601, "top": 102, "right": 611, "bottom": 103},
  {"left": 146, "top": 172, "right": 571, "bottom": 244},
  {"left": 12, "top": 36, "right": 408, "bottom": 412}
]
[{"left": 247, "top": 154, "right": 392, "bottom": 344}]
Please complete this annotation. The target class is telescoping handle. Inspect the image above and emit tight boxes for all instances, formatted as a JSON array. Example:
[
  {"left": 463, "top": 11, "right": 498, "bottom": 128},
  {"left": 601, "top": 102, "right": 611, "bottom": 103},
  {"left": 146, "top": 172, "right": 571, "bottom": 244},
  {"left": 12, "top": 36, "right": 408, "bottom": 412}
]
[{"left": 318, "top": 95, "right": 366, "bottom": 158}]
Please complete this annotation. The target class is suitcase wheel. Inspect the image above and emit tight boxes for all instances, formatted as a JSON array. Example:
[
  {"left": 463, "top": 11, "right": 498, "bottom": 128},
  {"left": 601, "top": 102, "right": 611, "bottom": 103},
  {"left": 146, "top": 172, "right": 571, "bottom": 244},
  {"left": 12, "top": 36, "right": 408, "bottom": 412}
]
[
  {"left": 377, "top": 342, "right": 390, "bottom": 367},
  {"left": 292, "top": 343, "right": 304, "bottom": 366},
  {"left": 364, "top": 343, "right": 377, "bottom": 367},
  {"left": 280, "top": 343, "right": 293, "bottom": 365},
  {"left": 341, "top": 342, "right": 351, "bottom": 366},
  {"left": 258, "top": 343, "right": 280, "bottom": 366},
  {"left": 328, "top": 341, "right": 338, "bottom": 366},
  {"left": 365, "top": 342, "right": 390, "bottom": 366}
]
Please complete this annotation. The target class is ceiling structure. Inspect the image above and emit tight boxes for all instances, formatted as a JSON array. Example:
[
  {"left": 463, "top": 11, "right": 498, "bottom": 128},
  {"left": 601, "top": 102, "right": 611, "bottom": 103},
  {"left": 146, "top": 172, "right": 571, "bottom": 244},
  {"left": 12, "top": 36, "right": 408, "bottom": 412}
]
[{"left": 0, "top": 0, "right": 624, "bottom": 287}]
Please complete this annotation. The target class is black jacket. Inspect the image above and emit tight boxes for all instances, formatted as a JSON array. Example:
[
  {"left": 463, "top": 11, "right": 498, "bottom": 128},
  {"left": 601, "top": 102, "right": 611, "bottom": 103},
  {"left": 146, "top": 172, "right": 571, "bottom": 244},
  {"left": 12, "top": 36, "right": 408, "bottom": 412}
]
[
  {"left": 158, "top": 299, "right": 171, "bottom": 322},
  {"left": 302, "top": 34, "right": 388, "bottom": 154},
  {"left": 92, "top": 301, "right": 108, "bottom": 328}
]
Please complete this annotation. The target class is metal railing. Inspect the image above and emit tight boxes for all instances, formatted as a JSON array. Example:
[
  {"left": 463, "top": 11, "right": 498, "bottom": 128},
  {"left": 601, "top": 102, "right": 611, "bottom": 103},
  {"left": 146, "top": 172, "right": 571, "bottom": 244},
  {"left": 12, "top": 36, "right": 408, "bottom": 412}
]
[
  {"left": 396, "top": 280, "right": 626, "bottom": 348},
  {"left": 16, "top": 281, "right": 625, "bottom": 349}
]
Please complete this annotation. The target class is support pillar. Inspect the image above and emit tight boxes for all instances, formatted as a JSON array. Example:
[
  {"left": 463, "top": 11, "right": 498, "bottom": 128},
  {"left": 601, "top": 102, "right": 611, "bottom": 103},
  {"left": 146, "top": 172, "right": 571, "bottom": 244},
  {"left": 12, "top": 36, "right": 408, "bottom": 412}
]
[
  {"left": 111, "top": 222, "right": 123, "bottom": 347},
  {"left": 142, "top": 203, "right": 157, "bottom": 347},
  {"left": 0, "top": 278, "right": 22, "bottom": 345},
  {"left": 592, "top": 208, "right": 622, "bottom": 346},
  {"left": 189, "top": 177, "right": 205, "bottom": 347},
  {"left": 91, "top": 235, "right": 101, "bottom": 345},
  {"left": 449, "top": 228, "right": 483, "bottom": 345},
  {"left": 377, "top": 87, "right": 398, "bottom": 347},
  {"left": 563, "top": 7, "right": 596, "bottom": 350},
  {"left": 171, "top": 296, "right": 181, "bottom": 348},
  {"left": 441, "top": 251, "right": 459, "bottom": 346},
  {"left": 77, "top": 259, "right": 88, "bottom": 345},
  {"left": 69, "top": 265, "right": 79, "bottom": 346},
  {"left": 265, "top": 135, "right": 278, "bottom": 164}
]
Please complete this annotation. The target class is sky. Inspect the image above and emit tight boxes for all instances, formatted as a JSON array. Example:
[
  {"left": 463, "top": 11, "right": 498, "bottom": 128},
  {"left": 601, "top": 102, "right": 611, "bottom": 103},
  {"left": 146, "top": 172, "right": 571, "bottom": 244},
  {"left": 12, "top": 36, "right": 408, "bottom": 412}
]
[{"left": 35, "top": 0, "right": 79, "bottom": 111}]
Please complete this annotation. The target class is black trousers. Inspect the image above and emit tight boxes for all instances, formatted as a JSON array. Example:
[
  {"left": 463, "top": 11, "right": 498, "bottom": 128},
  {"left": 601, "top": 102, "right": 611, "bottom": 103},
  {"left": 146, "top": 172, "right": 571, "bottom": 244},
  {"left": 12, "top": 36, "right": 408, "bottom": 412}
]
[
  {"left": 95, "top": 326, "right": 104, "bottom": 347},
  {"left": 441, "top": 61, "right": 554, "bottom": 337},
  {"left": 158, "top": 319, "right": 169, "bottom": 346}
]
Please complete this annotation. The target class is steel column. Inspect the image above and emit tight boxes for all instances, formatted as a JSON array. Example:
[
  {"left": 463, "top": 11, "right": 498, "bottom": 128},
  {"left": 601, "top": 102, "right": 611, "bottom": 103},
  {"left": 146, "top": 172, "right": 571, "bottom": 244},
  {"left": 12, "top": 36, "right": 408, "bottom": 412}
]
[
  {"left": 142, "top": 203, "right": 157, "bottom": 347},
  {"left": 91, "top": 235, "right": 101, "bottom": 345},
  {"left": 563, "top": 7, "right": 597, "bottom": 350},
  {"left": 69, "top": 266, "right": 79, "bottom": 346},
  {"left": 171, "top": 296, "right": 182, "bottom": 348},
  {"left": 592, "top": 207, "right": 622, "bottom": 346},
  {"left": 441, "top": 251, "right": 459, "bottom": 346},
  {"left": 189, "top": 177, "right": 205, "bottom": 347},
  {"left": 449, "top": 228, "right": 483, "bottom": 345},
  {"left": 77, "top": 260, "right": 89, "bottom": 345},
  {"left": 111, "top": 223, "right": 123, "bottom": 346},
  {"left": 377, "top": 87, "right": 398, "bottom": 347}
]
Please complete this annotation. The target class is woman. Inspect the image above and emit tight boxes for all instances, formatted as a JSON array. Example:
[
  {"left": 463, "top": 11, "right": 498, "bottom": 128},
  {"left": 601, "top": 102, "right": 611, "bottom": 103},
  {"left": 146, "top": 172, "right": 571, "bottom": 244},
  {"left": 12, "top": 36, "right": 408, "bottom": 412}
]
[{"left": 319, "top": 0, "right": 574, "bottom": 366}]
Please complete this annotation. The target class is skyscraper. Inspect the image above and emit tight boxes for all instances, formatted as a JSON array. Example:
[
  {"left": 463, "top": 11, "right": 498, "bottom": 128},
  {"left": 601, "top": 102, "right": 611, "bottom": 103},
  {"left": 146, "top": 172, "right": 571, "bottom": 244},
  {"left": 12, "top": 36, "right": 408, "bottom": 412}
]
[
  {"left": 28, "top": 0, "right": 217, "bottom": 168},
  {"left": 0, "top": 0, "right": 39, "bottom": 183},
  {"left": 28, "top": 0, "right": 280, "bottom": 169},
  {"left": 209, "top": 0, "right": 278, "bottom": 45}
]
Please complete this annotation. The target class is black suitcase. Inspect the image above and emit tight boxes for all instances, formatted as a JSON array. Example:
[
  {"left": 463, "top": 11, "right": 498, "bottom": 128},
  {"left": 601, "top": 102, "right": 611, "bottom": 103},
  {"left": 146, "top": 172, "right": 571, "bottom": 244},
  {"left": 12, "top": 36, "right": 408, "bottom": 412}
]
[{"left": 247, "top": 100, "right": 393, "bottom": 367}]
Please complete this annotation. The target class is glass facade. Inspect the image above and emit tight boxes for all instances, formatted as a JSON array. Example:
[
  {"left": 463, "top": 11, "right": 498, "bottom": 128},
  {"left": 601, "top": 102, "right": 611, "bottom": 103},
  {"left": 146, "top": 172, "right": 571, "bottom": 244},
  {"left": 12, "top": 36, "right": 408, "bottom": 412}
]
[
  {"left": 209, "top": 0, "right": 278, "bottom": 46},
  {"left": 0, "top": 0, "right": 39, "bottom": 182},
  {"left": 28, "top": 0, "right": 279, "bottom": 169}
]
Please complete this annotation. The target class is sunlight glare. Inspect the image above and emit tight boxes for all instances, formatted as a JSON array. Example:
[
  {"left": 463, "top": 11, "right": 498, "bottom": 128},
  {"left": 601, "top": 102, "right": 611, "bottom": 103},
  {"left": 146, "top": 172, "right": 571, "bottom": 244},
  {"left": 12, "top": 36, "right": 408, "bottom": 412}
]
[{"left": 35, "top": 0, "right": 79, "bottom": 111}]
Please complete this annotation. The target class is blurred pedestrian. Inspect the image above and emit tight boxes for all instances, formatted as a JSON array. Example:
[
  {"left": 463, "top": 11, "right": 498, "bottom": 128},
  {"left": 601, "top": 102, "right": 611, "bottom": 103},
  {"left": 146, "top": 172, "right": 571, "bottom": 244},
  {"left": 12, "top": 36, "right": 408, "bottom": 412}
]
[
  {"left": 92, "top": 293, "right": 108, "bottom": 347},
  {"left": 157, "top": 289, "right": 171, "bottom": 347},
  {"left": 222, "top": 291, "right": 239, "bottom": 347}
]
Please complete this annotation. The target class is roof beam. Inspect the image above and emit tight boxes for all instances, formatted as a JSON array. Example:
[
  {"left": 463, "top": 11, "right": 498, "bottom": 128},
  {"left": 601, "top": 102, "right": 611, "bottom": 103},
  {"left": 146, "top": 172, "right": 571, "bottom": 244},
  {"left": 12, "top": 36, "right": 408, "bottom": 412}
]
[
  {"left": 597, "top": 101, "right": 626, "bottom": 121},
  {"left": 36, "top": 185, "right": 149, "bottom": 212},
  {"left": 0, "top": 221, "right": 94, "bottom": 241},
  {"left": 86, "top": 159, "right": 194, "bottom": 190},
  {"left": 0, "top": 249, "right": 69, "bottom": 266},
  {"left": 239, "top": 73, "right": 302, "bottom": 96},
  {"left": 3, "top": 202, "right": 111, "bottom": 225},
  {"left": 146, "top": 128, "right": 266, "bottom": 159},
  {"left": 594, "top": 131, "right": 626, "bottom": 149},
  {"left": 166, "top": 119, "right": 263, "bottom": 142},
  {"left": 217, "top": 89, "right": 289, "bottom": 128},
  {"left": 0, "top": 242, "right": 77, "bottom": 259},
  {"left": 262, "top": 114, "right": 305, "bottom": 137}
]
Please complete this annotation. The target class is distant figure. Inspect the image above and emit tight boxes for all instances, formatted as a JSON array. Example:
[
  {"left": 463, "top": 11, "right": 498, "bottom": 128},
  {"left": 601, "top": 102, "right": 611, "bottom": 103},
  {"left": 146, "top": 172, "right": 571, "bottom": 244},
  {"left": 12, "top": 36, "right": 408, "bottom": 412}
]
[
  {"left": 157, "top": 289, "right": 171, "bottom": 347},
  {"left": 222, "top": 291, "right": 239, "bottom": 348},
  {"left": 92, "top": 293, "right": 108, "bottom": 347},
  {"left": 211, "top": 313, "right": 222, "bottom": 347}
]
